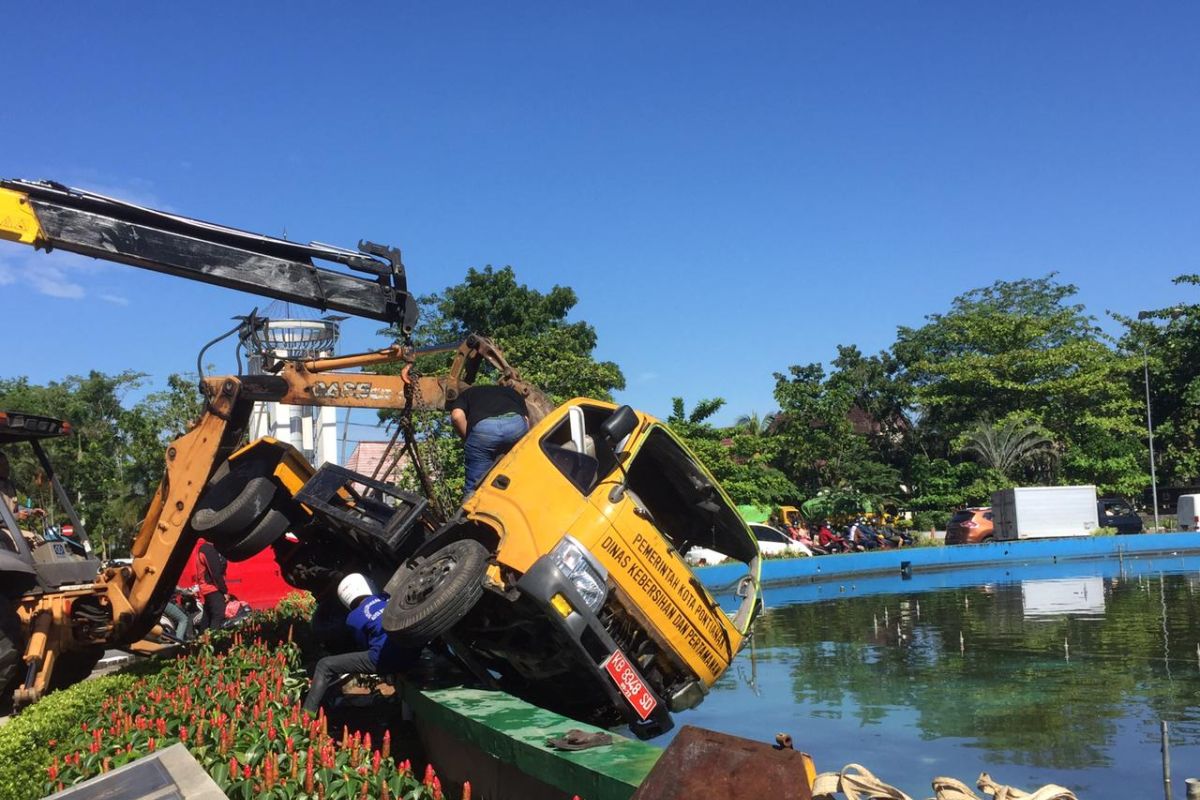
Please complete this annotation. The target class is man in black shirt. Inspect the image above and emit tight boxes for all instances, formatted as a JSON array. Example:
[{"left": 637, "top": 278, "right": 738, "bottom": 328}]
[{"left": 450, "top": 385, "right": 530, "bottom": 492}]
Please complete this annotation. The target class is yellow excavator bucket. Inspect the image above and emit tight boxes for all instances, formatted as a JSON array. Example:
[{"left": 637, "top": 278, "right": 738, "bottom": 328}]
[{"left": 0, "top": 186, "right": 42, "bottom": 245}]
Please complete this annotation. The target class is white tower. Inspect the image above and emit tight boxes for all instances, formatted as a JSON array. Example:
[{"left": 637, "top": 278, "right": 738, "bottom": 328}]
[{"left": 246, "top": 318, "right": 341, "bottom": 466}]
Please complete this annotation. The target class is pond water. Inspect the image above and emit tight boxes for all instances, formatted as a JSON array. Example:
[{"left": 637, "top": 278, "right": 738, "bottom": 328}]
[{"left": 677, "top": 555, "right": 1200, "bottom": 798}]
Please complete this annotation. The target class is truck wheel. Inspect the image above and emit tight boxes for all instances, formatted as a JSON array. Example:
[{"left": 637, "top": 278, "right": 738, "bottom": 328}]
[
  {"left": 193, "top": 475, "right": 277, "bottom": 538},
  {"left": 192, "top": 474, "right": 276, "bottom": 537},
  {"left": 382, "top": 539, "right": 489, "bottom": 640},
  {"left": 219, "top": 509, "right": 290, "bottom": 562},
  {"left": 0, "top": 609, "right": 20, "bottom": 712}
]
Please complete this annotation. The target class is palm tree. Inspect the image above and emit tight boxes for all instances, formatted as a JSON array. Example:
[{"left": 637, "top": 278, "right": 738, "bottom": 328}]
[
  {"left": 960, "top": 418, "right": 1056, "bottom": 479},
  {"left": 733, "top": 411, "right": 777, "bottom": 437}
]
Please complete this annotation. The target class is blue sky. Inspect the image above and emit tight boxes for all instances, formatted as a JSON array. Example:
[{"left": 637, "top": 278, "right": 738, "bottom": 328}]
[{"left": 2, "top": 3, "right": 1198, "bottom": 433}]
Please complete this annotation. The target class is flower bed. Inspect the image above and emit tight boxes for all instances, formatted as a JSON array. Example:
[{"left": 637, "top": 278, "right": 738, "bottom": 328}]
[{"left": 1, "top": 599, "right": 468, "bottom": 800}]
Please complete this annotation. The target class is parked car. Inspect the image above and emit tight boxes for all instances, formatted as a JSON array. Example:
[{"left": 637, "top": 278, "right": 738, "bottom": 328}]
[
  {"left": 685, "top": 524, "right": 810, "bottom": 565},
  {"left": 945, "top": 507, "right": 994, "bottom": 545},
  {"left": 749, "top": 523, "right": 814, "bottom": 557},
  {"left": 1097, "top": 497, "right": 1144, "bottom": 534}
]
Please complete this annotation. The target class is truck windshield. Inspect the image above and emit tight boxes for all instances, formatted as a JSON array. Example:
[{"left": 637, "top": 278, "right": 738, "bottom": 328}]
[{"left": 624, "top": 428, "right": 756, "bottom": 564}]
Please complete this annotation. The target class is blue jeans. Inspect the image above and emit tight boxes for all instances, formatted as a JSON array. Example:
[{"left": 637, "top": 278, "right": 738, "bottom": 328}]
[{"left": 464, "top": 414, "right": 528, "bottom": 492}]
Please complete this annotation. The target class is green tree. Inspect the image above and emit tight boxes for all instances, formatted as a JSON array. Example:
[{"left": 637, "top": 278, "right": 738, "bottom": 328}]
[
  {"left": 1117, "top": 276, "right": 1200, "bottom": 487},
  {"left": 895, "top": 275, "right": 1144, "bottom": 495},
  {"left": 770, "top": 361, "right": 902, "bottom": 507},
  {"left": 400, "top": 265, "right": 625, "bottom": 404},
  {"left": 957, "top": 416, "right": 1056, "bottom": 480},
  {"left": 375, "top": 265, "right": 626, "bottom": 514},
  {"left": 665, "top": 397, "right": 798, "bottom": 506},
  {"left": 733, "top": 411, "right": 775, "bottom": 437},
  {"left": 0, "top": 372, "right": 201, "bottom": 557}
]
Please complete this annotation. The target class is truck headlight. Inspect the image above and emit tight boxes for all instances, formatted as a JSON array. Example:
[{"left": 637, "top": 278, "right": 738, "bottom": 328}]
[{"left": 550, "top": 536, "right": 609, "bottom": 614}]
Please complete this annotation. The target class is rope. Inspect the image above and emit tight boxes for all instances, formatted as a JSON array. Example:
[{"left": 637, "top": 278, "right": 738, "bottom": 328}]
[
  {"left": 812, "top": 764, "right": 913, "bottom": 800},
  {"left": 810, "top": 766, "right": 1078, "bottom": 800}
]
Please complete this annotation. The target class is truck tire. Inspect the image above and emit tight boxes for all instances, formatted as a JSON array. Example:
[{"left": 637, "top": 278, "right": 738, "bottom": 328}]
[
  {"left": 0, "top": 605, "right": 21, "bottom": 712},
  {"left": 193, "top": 475, "right": 277, "bottom": 538},
  {"left": 382, "top": 539, "right": 489, "bottom": 641},
  {"left": 219, "top": 509, "right": 290, "bottom": 562}
]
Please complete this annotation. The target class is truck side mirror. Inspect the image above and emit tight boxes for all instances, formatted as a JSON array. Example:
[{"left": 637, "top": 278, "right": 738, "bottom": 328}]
[{"left": 600, "top": 405, "right": 638, "bottom": 450}]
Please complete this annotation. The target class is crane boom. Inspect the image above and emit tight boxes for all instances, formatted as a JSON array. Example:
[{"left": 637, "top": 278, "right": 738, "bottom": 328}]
[{"left": 0, "top": 179, "right": 418, "bottom": 333}]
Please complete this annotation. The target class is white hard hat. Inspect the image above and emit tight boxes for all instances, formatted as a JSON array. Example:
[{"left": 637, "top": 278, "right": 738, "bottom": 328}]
[{"left": 337, "top": 573, "right": 373, "bottom": 609}]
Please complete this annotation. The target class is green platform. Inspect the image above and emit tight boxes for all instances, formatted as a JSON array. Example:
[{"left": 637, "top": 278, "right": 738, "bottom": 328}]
[{"left": 400, "top": 682, "right": 663, "bottom": 800}]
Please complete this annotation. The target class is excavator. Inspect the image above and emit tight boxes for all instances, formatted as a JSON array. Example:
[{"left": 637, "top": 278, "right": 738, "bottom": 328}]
[{"left": 0, "top": 179, "right": 761, "bottom": 737}]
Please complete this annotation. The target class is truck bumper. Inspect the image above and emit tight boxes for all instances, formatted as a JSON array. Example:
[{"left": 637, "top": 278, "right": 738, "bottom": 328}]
[{"left": 516, "top": 555, "right": 674, "bottom": 738}]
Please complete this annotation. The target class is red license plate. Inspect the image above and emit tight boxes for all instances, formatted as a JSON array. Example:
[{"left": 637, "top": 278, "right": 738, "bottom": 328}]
[{"left": 604, "top": 649, "right": 657, "bottom": 720}]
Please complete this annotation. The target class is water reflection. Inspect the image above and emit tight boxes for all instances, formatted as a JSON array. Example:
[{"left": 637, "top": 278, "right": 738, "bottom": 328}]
[
  {"left": 1020, "top": 577, "right": 1105, "bottom": 618},
  {"left": 681, "top": 559, "right": 1200, "bottom": 797}
]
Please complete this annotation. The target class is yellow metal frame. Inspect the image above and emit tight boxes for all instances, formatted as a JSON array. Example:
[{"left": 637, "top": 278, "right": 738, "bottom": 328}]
[{"left": 0, "top": 187, "right": 43, "bottom": 245}]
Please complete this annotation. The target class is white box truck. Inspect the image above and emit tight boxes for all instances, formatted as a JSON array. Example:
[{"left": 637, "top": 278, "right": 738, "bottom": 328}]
[
  {"left": 991, "top": 486, "right": 1099, "bottom": 540},
  {"left": 1176, "top": 494, "right": 1200, "bottom": 531}
]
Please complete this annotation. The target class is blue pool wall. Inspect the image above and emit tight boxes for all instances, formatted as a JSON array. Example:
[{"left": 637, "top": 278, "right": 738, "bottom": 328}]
[{"left": 698, "top": 532, "right": 1200, "bottom": 599}]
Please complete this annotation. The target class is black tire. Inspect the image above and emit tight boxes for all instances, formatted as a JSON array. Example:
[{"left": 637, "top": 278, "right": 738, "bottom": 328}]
[
  {"left": 382, "top": 539, "right": 489, "bottom": 640},
  {"left": 219, "top": 509, "right": 290, "bottom": 562},
  {"left": 193, "top": 475, "right": 278, "bottom": 538},
  {"left": 0, "top": 603, "right": 21, "bottom": 712}
]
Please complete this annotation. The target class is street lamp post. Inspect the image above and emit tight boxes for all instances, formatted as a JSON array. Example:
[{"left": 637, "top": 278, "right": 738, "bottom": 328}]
[
  {"left": 1143, "top": 346, "right": 1161, "bottom": 531},
  {"left": 1136, "top": 309, "right": 1173, "bottom": 531}
]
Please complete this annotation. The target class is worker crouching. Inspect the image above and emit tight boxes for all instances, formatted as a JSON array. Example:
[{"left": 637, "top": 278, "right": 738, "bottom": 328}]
[{"left": 302, "top": 573, "right": 415, "bottom": 714}]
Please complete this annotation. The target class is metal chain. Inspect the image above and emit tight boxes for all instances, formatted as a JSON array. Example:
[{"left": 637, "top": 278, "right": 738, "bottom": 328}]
[{"left": 399, "top": 366, "right": 448, "bottom": 522}]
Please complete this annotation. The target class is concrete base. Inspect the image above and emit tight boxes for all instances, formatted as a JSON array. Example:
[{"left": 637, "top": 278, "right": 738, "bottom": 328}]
[
  {"left": 400, "top": 682, "right": 662, "bottom": 800},
  {"left": 44, "top": 743, "right": 226, "bottom": 800}
]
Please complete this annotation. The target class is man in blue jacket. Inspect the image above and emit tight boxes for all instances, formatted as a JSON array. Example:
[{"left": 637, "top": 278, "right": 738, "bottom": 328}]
[{"left": 302, "top": 573, "right": 413, "bottom": 714}]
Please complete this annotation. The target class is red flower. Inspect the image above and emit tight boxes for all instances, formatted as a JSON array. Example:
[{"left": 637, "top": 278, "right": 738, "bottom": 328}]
[{"left": 179, "top": 726, "right": 188, "bottom": 744}]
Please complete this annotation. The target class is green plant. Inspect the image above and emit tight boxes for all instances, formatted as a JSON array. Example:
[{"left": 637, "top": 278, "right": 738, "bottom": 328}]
[
  {"left": 1090, "top": 527, "right": 1116, "bottom": 537},
  {"left": 0, "top": 673, "right": 141, "bottom": 800},
  {"left": 39, "top": 626, "right": 459, "bottom": 800},
  {"left": 910, "top": 510, "right": 949, "bottom": 533},
  {"left": 274, "top": 591, "right": 316, "bottom": 620},
  {"left": 3, "top": 604, "right": 482, "bottom": 800}
]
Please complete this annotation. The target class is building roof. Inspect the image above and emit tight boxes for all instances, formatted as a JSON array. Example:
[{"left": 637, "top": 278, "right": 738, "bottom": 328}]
[{"left": 345, "top": 441, "right": 407, "bottom": 482}]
